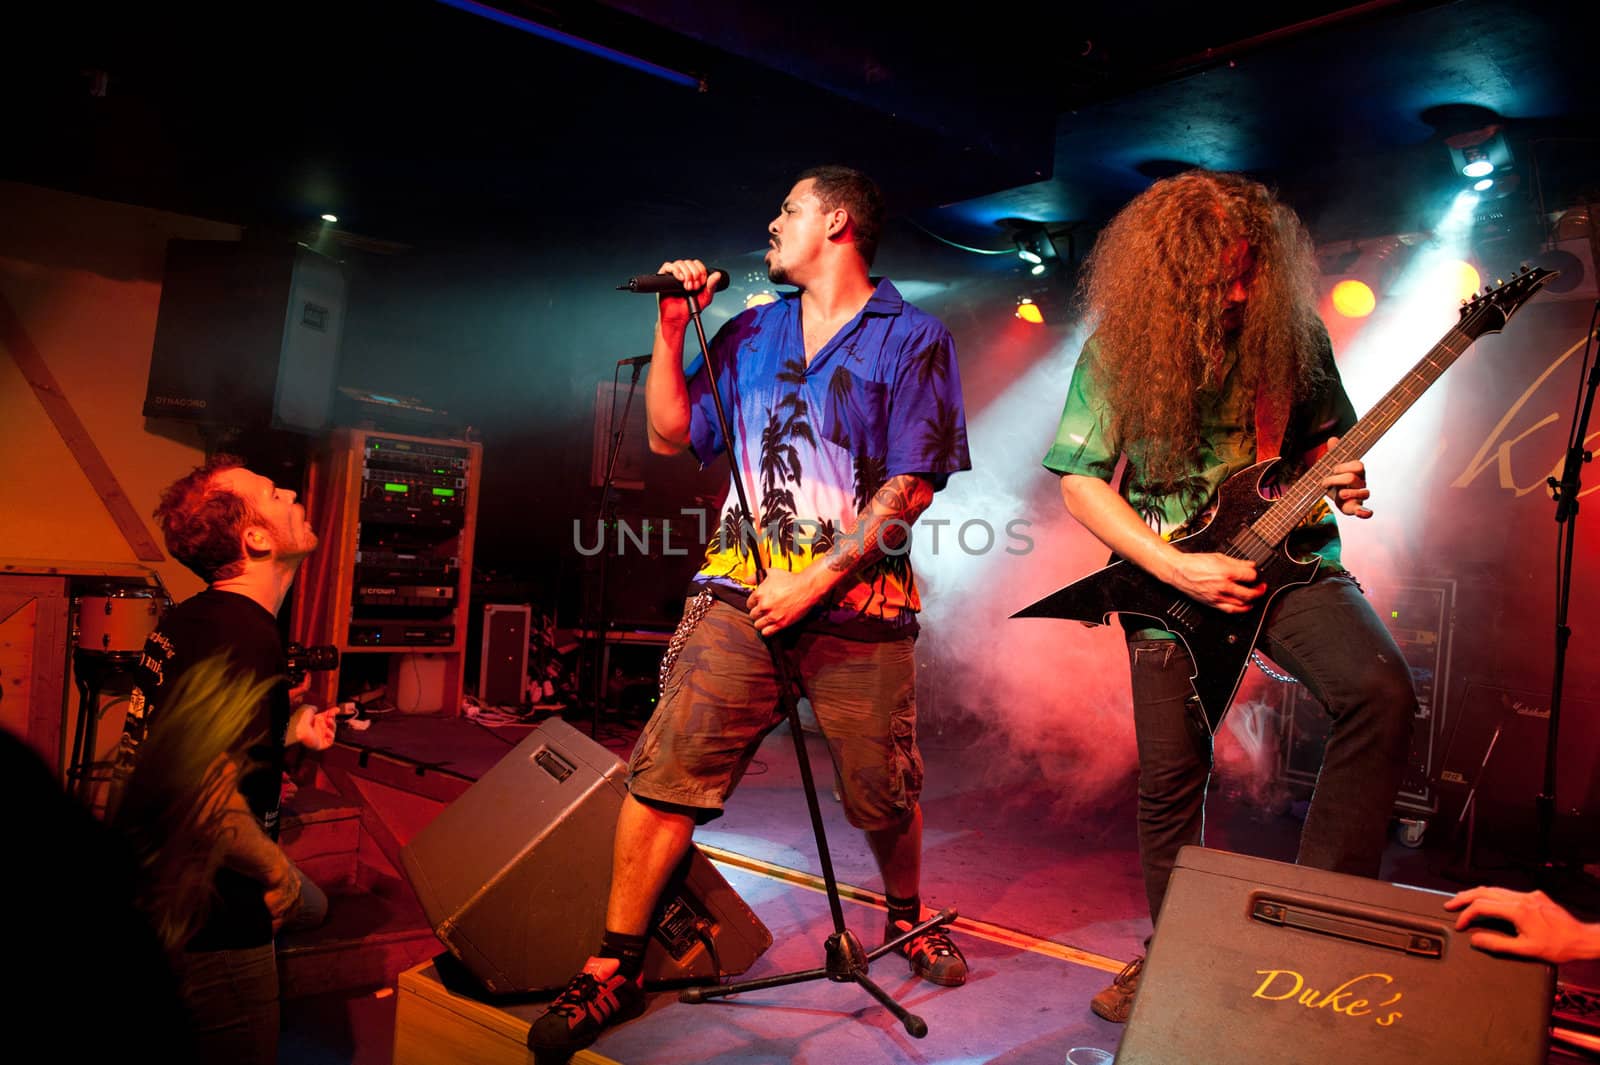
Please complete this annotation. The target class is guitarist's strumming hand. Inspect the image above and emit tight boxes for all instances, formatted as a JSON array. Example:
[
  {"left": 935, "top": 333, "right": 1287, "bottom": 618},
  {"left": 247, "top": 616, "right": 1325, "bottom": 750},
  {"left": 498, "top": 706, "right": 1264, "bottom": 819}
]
[
  {"left": 1319, "top": 436, "right": 1373, "bottom": 519},
  {"left": 1058, "top": 474, "right": 1265, "bottom": 615},
  {"left": 1165, "top": 552, "right": 1264, "bottom": 614}
]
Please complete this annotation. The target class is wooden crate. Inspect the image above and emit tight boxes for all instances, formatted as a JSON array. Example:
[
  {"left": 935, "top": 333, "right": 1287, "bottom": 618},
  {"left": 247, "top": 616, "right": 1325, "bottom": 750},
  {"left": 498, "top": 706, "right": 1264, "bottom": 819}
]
[{"left": 394, "top": 959, "right": 621, "bottom": 1065}]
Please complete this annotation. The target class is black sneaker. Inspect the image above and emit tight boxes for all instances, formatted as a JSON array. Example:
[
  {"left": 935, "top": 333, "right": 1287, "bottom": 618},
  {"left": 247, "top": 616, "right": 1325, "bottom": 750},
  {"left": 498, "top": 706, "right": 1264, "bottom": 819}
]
[
  {"left": 886, "top": 918, "right": 969, "bottom": 987},
  {"left": 526, "top": 959, "right": 646, "bottom": 1060}
]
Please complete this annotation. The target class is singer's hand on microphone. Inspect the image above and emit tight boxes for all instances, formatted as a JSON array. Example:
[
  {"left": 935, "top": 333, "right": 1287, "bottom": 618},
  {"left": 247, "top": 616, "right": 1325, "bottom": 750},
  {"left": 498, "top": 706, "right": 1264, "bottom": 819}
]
[{"left": 656, "top": 259, "right": 723, "bottom": 329}]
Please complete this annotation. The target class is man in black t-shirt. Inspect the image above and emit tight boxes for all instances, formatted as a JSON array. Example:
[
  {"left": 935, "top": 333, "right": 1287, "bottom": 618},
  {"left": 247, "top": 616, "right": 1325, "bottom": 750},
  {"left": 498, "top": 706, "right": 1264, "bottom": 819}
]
[{"left": 114, "top": 454, "right": 339, "bottom": 1065}]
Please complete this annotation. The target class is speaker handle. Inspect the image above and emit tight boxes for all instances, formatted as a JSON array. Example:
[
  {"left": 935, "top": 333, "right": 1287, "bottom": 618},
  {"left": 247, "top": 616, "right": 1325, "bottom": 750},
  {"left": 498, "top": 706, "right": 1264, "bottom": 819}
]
[
  {"left": 533, "top": 745, "right": 576, "bottom": 783},
  {"left": 1251, "top": 897, "right": 1443, "bottom": 957}
]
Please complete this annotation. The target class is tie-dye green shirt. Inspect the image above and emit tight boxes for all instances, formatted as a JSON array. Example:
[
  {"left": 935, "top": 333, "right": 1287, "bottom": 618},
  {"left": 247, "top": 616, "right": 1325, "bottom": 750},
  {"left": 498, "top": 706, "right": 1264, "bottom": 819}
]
[{"left": 1043, "top": 328, "right": 1357, "bottom": 570}]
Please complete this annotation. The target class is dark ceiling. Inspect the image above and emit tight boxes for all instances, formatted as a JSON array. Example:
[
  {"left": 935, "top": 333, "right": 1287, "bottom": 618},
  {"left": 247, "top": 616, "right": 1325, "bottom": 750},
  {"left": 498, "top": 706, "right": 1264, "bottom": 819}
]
[{"left": 6, "top": 0, "right": 1597, "bottom": 256}]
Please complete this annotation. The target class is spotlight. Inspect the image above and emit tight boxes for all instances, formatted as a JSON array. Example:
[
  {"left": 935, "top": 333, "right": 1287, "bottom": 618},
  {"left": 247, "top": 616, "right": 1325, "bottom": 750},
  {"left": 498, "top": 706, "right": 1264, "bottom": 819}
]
[
  {"left": 1442, "top": 122, "right": 1512, "bottom": 182},
  {"left": 1331, "top": 280, "right": 1375, "bottom": 318},
  {"left": 1461, "top": 151, "right": 1493, "bottom": 179},
  {"left": 1442, "top": 259, "right": 1481, "bottom": 302},
  {"left": 1317, "top": 235, "right": 1414, "bottom": 318},
  {"left": 1472, "top": 178, "right": 1494, "bottom": 192},
  {"left": 321, "top": 213, "right": 338, "bottom": 223},
  {"left": 1006, "top": 220, "right": 1060, "bottom": 272},
  {"left": 1030, "top": 263, "right": 1047, "bottom": 276},
  {"left": 1015, "top": 297, "right": 1044, "bottom": 324},
  {"left": 745, "top": 291, "right": 778, "bottom": 310}
]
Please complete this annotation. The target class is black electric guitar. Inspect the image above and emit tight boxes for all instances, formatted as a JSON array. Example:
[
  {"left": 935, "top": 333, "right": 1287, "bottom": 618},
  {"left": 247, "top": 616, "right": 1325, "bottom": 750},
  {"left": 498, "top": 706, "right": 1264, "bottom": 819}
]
[{"left": 1013, "top": 267, "right": 1556, "bottom": 734}]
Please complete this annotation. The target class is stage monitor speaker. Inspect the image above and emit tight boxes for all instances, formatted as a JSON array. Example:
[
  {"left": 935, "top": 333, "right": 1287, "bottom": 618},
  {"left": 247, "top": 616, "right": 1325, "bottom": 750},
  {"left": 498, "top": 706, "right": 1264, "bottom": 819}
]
[
  {"left": 1435, "top": 681, "right": 1600, "bottom": 860},
  {"left": 143, "top": 239, "right": 345, "bottom": 431},
  {"left": 399, "top": 717, "right": 770, "bottom": 994},
  {"left": 1117, "top": 847, "right": 1553, "bottom": 1064}
]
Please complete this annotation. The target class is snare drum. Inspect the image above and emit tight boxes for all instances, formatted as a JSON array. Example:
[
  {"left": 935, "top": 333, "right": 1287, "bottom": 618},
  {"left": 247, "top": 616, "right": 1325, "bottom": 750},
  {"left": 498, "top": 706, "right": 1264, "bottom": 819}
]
[{"left": 75, "top": 590, "right": 167, "bottom": 654}]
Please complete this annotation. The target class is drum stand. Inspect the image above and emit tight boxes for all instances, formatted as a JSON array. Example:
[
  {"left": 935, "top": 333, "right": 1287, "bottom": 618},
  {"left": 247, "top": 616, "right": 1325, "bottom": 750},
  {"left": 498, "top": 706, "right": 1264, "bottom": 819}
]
[
  {"left": 65, "top": 583, "right": 169, "bottom": 804},
  {"left": 66, "top": 650, "right": 141, "bottom": 804}
]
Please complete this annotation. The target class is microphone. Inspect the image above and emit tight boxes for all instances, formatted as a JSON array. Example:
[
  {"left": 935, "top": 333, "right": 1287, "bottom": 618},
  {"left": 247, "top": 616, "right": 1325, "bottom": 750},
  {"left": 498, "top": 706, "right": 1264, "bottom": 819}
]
[
  {"left": 618, "top": 270, "right": 731, "bottom": 295},
  {"left": 616, "top": 354, "right": 651, "bottom": 367}
]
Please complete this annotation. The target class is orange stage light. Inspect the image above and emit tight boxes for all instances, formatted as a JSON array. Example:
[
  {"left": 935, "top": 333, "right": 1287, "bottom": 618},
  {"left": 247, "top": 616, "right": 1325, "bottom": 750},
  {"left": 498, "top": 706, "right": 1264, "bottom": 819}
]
[
  {"left": 1331, "top": 279, "right": 1376, "bottom": 318},
  {"left": 1444, "top": 259, "right": 1481, "bottom": 302}
]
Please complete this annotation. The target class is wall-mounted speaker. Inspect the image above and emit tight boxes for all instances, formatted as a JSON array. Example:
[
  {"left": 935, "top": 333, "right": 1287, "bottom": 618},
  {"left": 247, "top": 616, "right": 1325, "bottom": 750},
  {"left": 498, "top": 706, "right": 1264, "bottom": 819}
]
[{"left": 144, "top": 239, "right": 345, "bottom": 432}]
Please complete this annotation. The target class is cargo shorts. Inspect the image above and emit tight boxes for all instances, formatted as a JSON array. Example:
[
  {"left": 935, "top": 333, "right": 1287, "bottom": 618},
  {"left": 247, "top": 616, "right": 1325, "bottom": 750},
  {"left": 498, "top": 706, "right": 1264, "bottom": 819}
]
[{"left": 626, "top": 595, "right": 923, "bottom": 832}]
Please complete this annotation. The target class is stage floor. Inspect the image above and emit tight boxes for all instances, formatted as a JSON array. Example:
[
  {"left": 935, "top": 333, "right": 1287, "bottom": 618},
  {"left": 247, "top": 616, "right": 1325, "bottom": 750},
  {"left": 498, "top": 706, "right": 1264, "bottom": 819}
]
[{"left": 333, "top": 709, "right": 1600, "bottom": 1064}]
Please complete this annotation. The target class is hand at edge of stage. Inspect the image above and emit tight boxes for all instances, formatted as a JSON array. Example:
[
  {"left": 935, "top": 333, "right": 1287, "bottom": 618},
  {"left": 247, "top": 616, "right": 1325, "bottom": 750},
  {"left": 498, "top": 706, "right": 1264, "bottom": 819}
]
[{"left": 1444, "top": 886, "right": 1600, "bottom": 964}]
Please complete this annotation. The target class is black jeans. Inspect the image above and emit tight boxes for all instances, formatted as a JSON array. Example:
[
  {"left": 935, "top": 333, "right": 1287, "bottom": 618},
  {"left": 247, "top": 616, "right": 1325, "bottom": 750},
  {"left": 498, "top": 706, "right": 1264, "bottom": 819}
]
[{"left": 1129, "top": 573, "right": 1417, "bottom": 923}]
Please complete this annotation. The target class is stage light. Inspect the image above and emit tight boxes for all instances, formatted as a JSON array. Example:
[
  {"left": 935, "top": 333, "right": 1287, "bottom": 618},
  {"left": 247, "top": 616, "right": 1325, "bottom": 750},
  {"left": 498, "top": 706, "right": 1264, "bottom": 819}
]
[
  {"left": 1015, "top": 297, "right": 1044, "bottom": 324},
  {"left": 1030, "top": 263, "right": 1047, "bottom": 276},
  {"left": 1472, "top": 178, "right": 1494, "bottom": 192},
  {"left": 1008, "top": 221, "right": 1060, "bottom": 273},
  {"left": 744, "top": 291, "right": 778, "bottom": 310},
  {"left": 1331, "top": 279, "right": 1376, "bottom": 318},
  {"left": 1441, "top": 120, "right": 1513, "bottom": 184},
  {"left": 321, "top": 213, "right": 338, "bottom": 223},
  {"left": 1443, "top": 259, "right": 1480, "bottom": 302}
]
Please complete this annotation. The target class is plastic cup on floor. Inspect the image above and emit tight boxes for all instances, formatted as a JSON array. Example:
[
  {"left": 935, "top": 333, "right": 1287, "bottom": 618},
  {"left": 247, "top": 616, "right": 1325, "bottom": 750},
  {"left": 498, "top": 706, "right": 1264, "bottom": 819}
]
[{"left": 1066, "top": 1049, "right": 1113, "bottom": 1065}]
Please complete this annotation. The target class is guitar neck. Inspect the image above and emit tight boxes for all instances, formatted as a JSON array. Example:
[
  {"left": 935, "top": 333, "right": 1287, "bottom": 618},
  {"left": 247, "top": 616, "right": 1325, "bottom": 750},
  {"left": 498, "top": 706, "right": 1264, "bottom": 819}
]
[{"left": 1250, "top": 314, "right": 1488, "bottom": 547}]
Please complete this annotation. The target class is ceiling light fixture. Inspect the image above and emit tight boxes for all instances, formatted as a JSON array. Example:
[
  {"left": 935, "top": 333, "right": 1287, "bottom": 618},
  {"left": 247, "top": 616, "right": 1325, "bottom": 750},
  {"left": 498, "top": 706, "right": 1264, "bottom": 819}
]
[
  {"left": 1443, "top": 123, "right": 1512, "bottom": 181},
  {"left": 1006, "top": 219, "right": 1061, "bottom": 274}
]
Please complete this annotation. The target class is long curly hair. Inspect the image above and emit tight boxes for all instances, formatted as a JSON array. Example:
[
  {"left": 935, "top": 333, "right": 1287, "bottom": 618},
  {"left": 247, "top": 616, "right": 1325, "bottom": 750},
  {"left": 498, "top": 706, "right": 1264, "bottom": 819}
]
[{"left": 1078, "top": 170, "right": 1326, "bottom": 490}]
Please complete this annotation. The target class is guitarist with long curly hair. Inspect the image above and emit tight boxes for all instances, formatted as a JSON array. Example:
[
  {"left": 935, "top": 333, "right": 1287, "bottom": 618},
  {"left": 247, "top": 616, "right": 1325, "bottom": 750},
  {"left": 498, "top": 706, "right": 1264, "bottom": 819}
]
[{"left": 1041, "top": 170, "right": 1418, "bottom": 1023}]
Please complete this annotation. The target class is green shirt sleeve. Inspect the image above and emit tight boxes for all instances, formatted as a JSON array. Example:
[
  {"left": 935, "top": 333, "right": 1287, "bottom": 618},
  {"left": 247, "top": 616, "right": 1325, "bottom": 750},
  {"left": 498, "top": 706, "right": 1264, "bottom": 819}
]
[{"left": 1042, "top": 340, "right": 1120, "bottom": 480}]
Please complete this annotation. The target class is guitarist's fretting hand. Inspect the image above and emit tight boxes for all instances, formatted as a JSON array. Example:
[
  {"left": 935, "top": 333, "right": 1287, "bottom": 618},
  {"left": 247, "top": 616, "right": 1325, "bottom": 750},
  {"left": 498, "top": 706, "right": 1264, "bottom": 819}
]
[{"left": 1319, "top": 438, "right": 1374, "bottom": 518}]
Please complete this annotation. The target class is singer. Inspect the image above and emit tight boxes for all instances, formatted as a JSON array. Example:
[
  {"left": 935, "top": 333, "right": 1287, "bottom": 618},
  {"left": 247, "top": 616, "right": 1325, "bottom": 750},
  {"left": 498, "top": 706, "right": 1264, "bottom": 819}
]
[{"left": 530, "top": 165, "right": 973, "bottom": 1059}]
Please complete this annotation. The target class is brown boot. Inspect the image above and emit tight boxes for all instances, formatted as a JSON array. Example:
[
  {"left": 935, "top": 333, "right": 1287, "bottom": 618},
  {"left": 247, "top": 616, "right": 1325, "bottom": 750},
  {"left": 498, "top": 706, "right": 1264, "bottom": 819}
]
[{"left": 1090, "top": 955, "right": 1144, "bottom": 1023}]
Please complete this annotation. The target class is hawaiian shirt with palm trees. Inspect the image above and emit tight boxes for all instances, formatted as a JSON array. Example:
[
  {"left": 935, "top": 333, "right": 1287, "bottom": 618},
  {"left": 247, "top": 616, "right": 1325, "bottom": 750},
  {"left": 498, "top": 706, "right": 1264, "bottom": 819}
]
[{"left": 686, "top": 279, "right": 970, "bottom": 638}]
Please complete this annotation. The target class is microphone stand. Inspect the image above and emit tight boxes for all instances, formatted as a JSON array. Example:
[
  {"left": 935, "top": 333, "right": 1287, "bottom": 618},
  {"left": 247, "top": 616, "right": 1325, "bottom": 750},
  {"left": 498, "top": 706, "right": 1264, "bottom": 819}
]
[
  {"left": 666, "top": 289, "right": 954, "bottom": 1037},
  {"left": 590, "top": 358, "right": 647, "bottom": 739},
  {"left": 1536, "top": 299, "right": 1599, "bottom": 884}
]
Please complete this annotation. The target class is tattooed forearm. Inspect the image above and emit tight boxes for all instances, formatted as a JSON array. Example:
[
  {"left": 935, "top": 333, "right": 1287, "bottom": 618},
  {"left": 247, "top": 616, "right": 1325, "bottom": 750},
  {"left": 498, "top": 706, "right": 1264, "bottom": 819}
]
[{"left": 826, "top": 474, "right": 935, "bottom": 574}]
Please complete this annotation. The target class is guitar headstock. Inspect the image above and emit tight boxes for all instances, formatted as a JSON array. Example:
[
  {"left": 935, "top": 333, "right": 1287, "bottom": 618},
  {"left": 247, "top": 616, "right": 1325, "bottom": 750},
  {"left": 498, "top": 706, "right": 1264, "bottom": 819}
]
[{"left": 1458, "top": 265, "right": 1558, "bottom": 337}]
